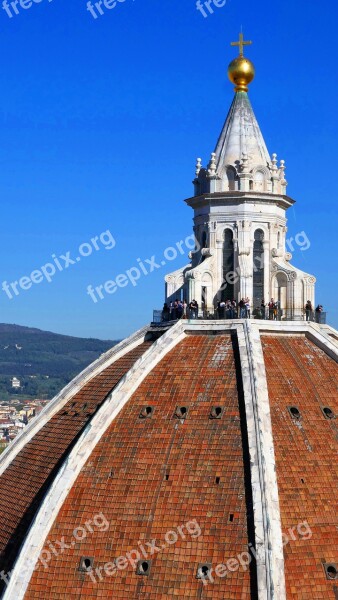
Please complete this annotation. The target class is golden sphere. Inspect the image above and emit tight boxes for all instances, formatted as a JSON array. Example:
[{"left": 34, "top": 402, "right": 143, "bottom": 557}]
[{"left": 228, "top": 57, "right": 255, "bottom": 92}]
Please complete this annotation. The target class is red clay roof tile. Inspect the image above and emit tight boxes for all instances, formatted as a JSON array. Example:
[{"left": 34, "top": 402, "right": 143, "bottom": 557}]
[
  {"left": 262, "top": 335, "right": 338, "bottom": 600},
  {"left": 25, "top": 334, "right": 255, "bottom": 599}
]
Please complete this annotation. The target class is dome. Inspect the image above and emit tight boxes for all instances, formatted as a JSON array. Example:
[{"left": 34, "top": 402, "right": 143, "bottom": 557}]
[{"left": 0, "top": 319, "right": 337, "bottom": 599}]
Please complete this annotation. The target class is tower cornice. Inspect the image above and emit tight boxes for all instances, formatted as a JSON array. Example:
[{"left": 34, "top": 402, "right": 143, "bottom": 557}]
[{"left": 185, "top": 191, "right": 295, "bottom": 212}]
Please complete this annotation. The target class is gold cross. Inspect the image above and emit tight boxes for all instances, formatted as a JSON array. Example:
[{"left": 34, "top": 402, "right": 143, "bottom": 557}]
[{"left": 231, "top": 32, "right": 252, "bottom": 57}]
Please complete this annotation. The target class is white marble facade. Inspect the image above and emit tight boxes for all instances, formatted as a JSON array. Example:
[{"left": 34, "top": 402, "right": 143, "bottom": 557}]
[{"left": 165, "top": 91, "right": 315, "bottom": 318}]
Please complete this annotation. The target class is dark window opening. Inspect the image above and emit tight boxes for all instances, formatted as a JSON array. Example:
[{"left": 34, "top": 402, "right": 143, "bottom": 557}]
[
  {"left": 222, "top": 229, "right": 234, "bottom": 302},
  {"left": 82, "top": 403, "right": 88, "bottom": 411},
  {"left": 322, "top": 406, "right": 335, "bottom": 420},
  {"left": 288, "top": 406, "right": 301, "bottom": 420},
  {"left": 324, "top": 563, "right": 338, "bottom": 580},
  {"left": 196, "top": 563, "right": 212, "bottom": 580},
  {"left": 253, "top": 229, "right": 265, "bottom": 311},
  {"left": 215, "top": 476, "right": 220, "bottom": 485},
  {"left": 165, "top": 473, "right": 170, "bottom": 481},
  {"left": 137, "top": 560, "right": 151, "bottom": 576},
  {"left": 201, "top": 286, "right": 207, "bottom": 313},
  {"left": 301, "top": 478, "right": 305, "bottom": 484},
  {"left": 229, "top": 513, "right": 234, "bottom": 522},
  {"left": 201, "top": 231, "right": 208, "bottom": 263},
  {"left": 139, "top": 406, "right": 154, "bottom": 419},
  {"left": 108, "top": 469, "right": 114, "bottom": 479},
  {"left": 79, "top": 556, "right": 93, "bottom": 572},
  {"left": 174, "top": 406, "right": 188, "bottom": 419},
  {"left": 210, "top": 406, "right": 223, "bottom": 419}
]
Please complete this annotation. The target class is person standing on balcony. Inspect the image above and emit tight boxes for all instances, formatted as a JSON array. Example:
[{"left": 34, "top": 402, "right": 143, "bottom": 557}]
[
  {"left": 218, "top": 300, "right": 226, "bottom": 319},
  {"left": 189, "top": 300, "right": 198, "bottom": 319},
  {"left": 177, "top": 300, "right": 183, "bottom": 319},
  {"left": 315, "top": 304, "right": 324, "bottom": 323},
  {"left": 245, "top": 298, "right": 251, "bottom": 319},
  {"left": 225, "top": 300, "right": 232, "bottom": 319},
  {"left": 162, "top": 303, "right": 170, "bottom": 322},
  {"left": 305, "top": 300, "right": 313, "bottom": 322}
]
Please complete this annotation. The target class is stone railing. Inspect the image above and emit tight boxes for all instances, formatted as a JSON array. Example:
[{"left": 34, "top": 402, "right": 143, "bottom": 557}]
[{"left": 153, "top": 309, "right": 327, "bottom": 324}]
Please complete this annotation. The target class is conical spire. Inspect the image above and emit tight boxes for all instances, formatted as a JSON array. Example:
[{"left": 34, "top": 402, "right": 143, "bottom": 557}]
[
  {"left": 214, "top": 91, "right": 271, "bottom": 172},
  {"left": 193, "top": 33, "right": 287, "bottom": 196}
]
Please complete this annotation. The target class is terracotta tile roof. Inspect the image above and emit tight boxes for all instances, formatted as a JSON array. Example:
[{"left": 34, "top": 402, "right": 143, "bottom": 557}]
[
  {"left": 262, "top": 335, "right": 338, "bottom": 599},
  {"left": 25, "top": 334, "right": 256, "bottom": 599},
  {"left": 0, "top": 342, "right": 152, "bottom": 587}
]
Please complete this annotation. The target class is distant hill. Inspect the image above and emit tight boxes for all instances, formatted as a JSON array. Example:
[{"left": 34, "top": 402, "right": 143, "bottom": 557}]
[{"left": 0, "top": 324, "right": 119, "bottom": 401}]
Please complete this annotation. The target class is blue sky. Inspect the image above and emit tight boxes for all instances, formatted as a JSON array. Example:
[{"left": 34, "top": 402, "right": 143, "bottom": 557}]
[{"left": 0, "top": 0, "right": 337, "bottom": 340}]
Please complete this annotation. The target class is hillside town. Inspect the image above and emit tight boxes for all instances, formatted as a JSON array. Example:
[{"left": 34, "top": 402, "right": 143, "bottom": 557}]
[{"left": 0, "top": 396, "right": 49, "bottom": 453}]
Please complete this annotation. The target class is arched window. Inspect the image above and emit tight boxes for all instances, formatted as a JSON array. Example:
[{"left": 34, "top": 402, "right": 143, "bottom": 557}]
[
  {"left": 254, "top": 171, "right": 265, "bottom": 191},
  {"left": 222, "top": 229, "right": 234, "bottom": 301},
  {"left": 274, "top": 271, "right": 288, "bottom": 317},
  {"left": 253, "top": 229, "right": 264, "bottom": 309},
  {"left": 226, "top": 168, "right": 236, "bottom": 192},
  {"left": 201, "top": 231, "right": 207, "bottom": 263}
]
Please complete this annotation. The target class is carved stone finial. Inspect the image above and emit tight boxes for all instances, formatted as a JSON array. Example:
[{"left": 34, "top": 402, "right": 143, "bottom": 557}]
[
  {"left": 240, "top": 152, "right": 249, "bottom": 173},
  {"left": 208, "top": 152, "right": 216, "bottom": 176},
  {"left": 280, "top": 160, "right": 287, "bottom": 185},
  {"left": 271, "top": 153, "right": 278, "bottom": 173},
  {"left": 195, "top": 158, "right": 202, "bottom": 176}
]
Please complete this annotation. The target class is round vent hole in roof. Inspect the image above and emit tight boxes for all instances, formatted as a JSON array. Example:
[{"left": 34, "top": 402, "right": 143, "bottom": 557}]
[
  {"left": 196, "top": 563, "right": 212, "bottom": 580},
  {"left": 174, "top": 406, "right": 188, "bottom": 419},
  {"left": 136, "top": 560, "right": 151, "bottom": 576},
  {"left": 322, "top": 407, "right": 335, "bottom": 419},
  {"left": 288, "top": 406, "right": 301, "bottom": 419},
  {"left": 324, "top": 563, "right": 338, "bottom": 580},
  {"left": 210, "top": 406, "right": 223, "bottom": 419},
  {"left": 139, "top": 406, "right": 154, "bottom": 419},
  {"left": 79, "top": 557, "right": 93, "bottom": 572}
]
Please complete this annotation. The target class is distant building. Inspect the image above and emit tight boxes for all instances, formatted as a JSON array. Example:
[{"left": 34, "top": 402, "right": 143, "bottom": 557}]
[{"left": 11, "top": 377, "right": 21, "bottom": 389}]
